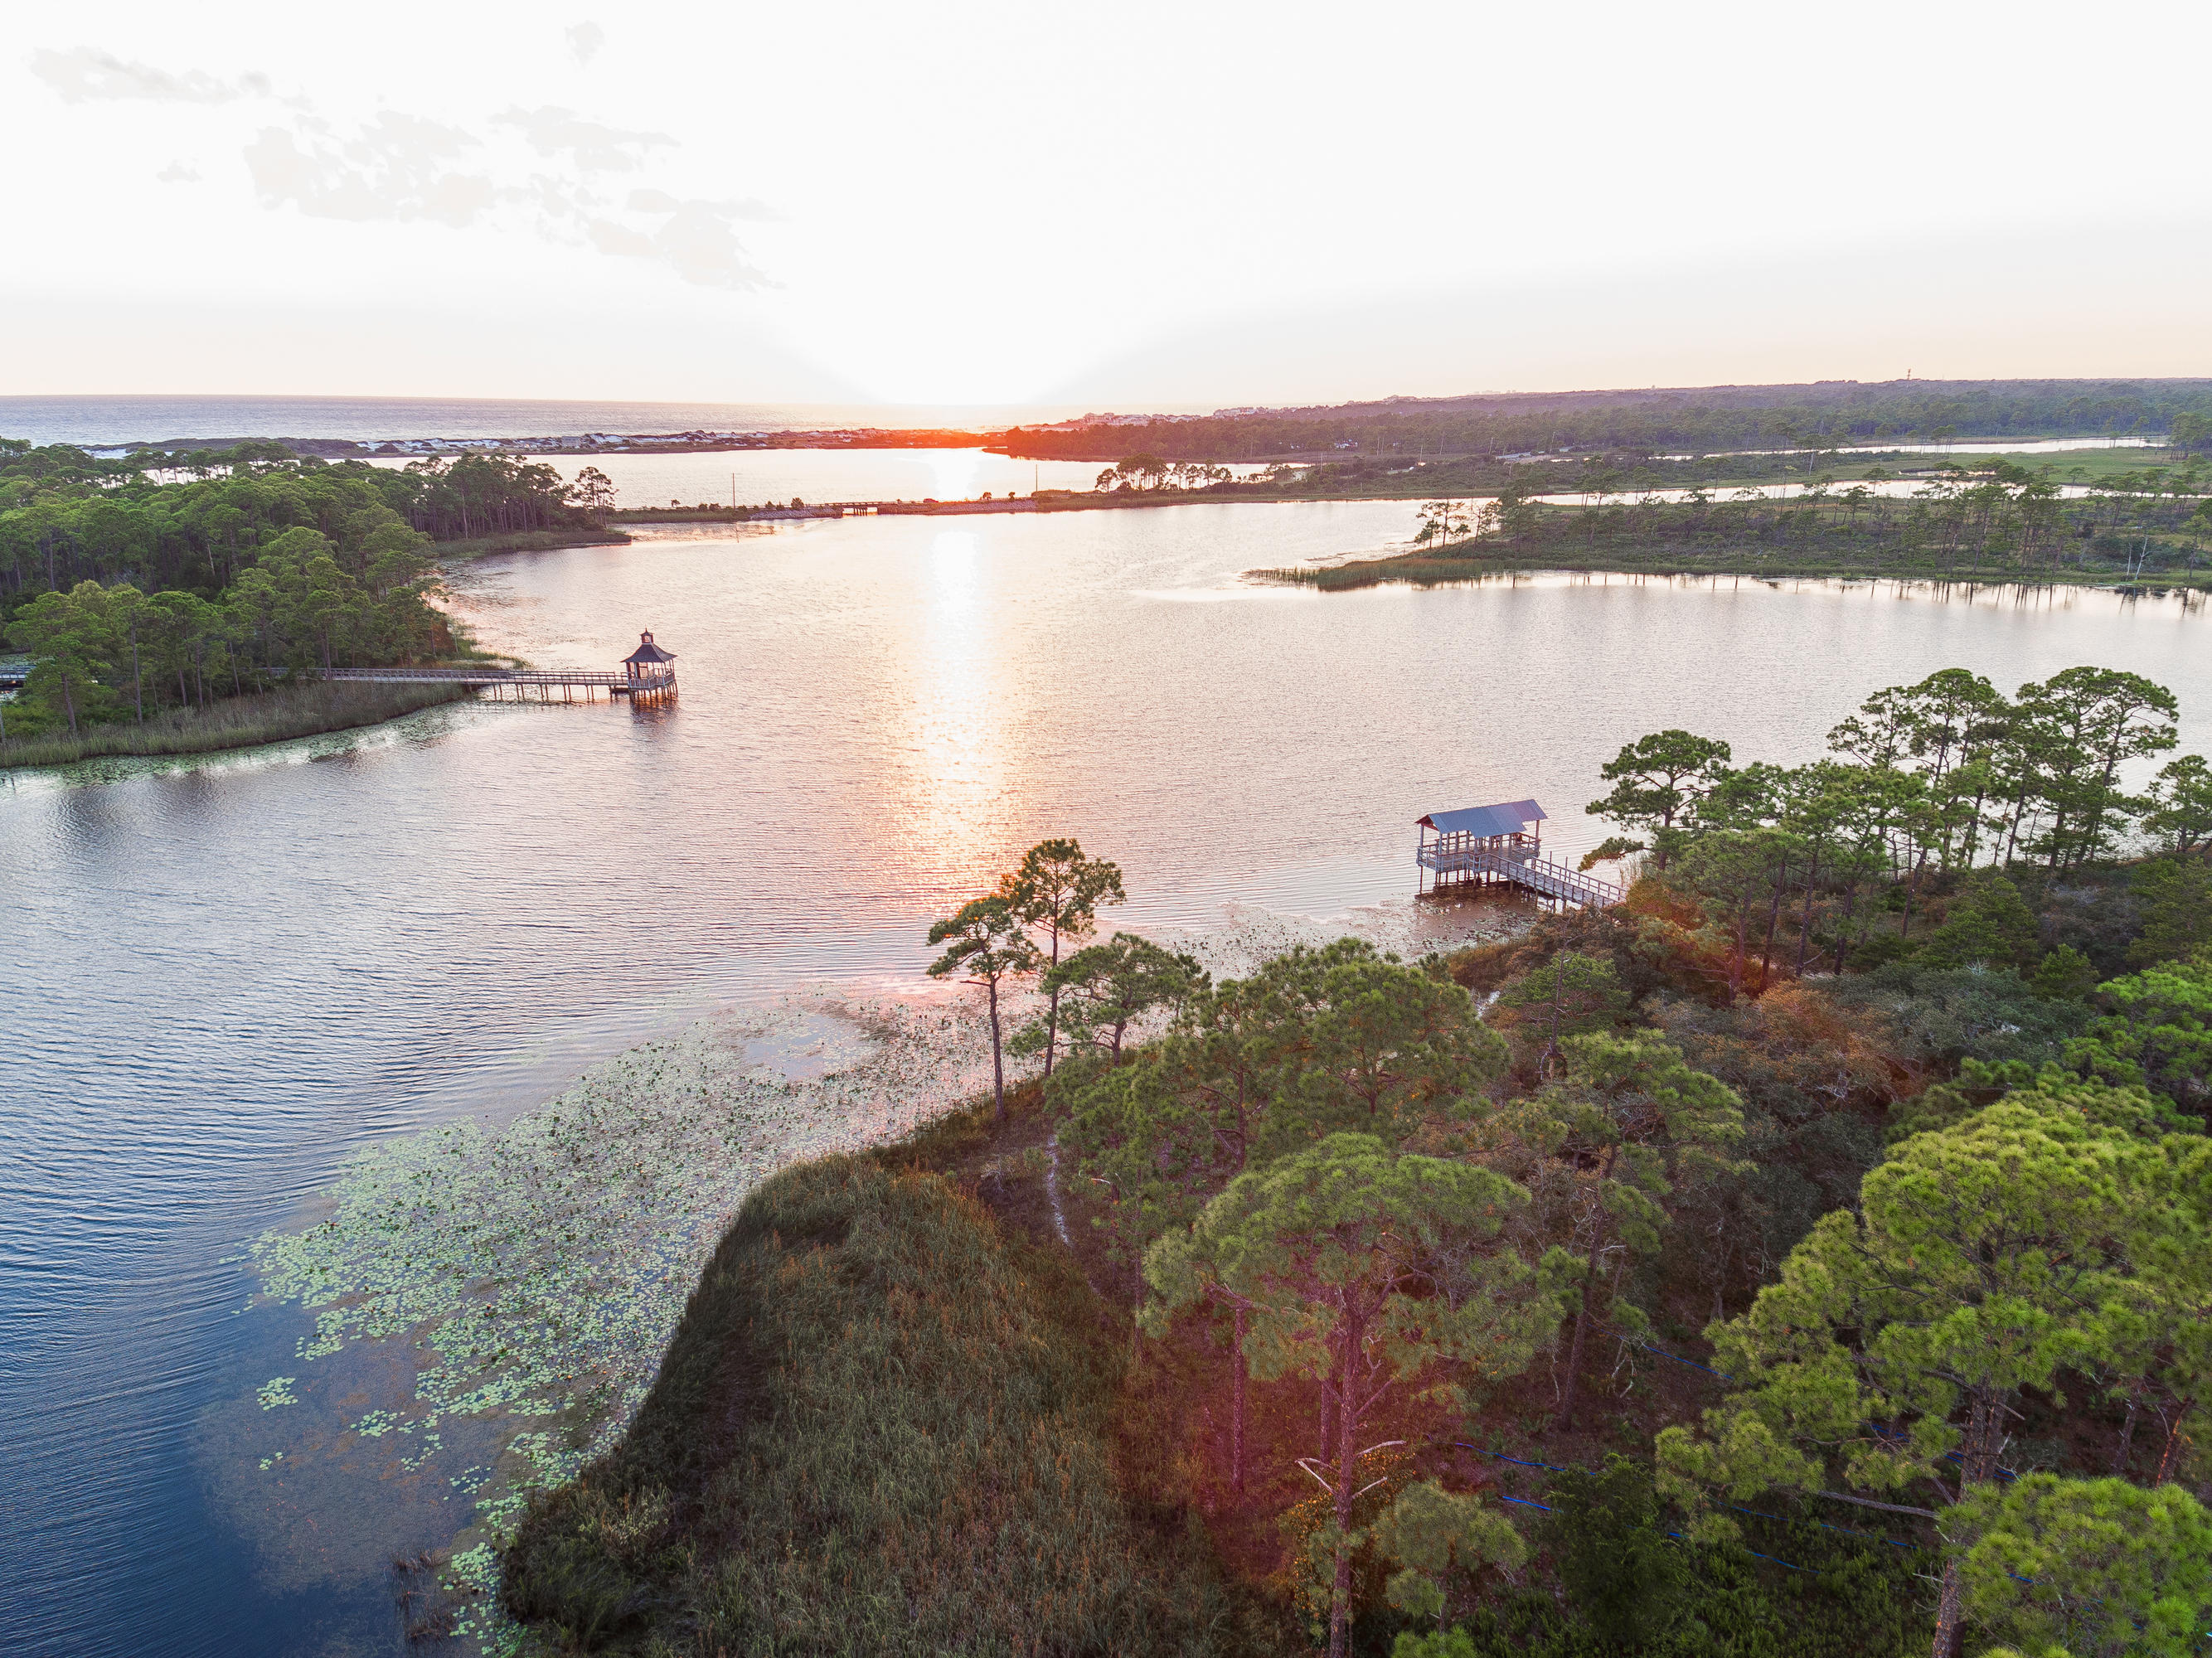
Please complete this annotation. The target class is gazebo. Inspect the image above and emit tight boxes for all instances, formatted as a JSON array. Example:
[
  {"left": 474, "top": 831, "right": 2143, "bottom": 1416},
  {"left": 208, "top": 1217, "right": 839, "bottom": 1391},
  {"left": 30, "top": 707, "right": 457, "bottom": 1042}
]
[
  {"left": 1415, "top": 799, "right": 1546, "bottom": 894},
  {"left": 1414, "top": 797, "right": 1624, "bottom": 909},
  {"left": 623, "top": 630, "right": 676, "bottom": 681},
  {"left": 614, "top": 628, "right": 672, "bottom": 698}
]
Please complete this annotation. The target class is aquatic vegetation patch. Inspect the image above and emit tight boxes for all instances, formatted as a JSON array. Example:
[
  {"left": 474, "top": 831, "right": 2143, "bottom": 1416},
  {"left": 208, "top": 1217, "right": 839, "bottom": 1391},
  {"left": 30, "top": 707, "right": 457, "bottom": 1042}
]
[{"left": 247, "top": 996, "right": 1004, "bottom": 1651}]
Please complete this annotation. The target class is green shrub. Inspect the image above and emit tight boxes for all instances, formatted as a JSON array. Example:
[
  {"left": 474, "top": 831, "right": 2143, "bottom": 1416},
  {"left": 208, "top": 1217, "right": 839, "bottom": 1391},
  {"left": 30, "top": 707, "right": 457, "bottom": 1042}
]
[{"left": 1390, "top": 1511, "right": 1930, "bottom": 1658}]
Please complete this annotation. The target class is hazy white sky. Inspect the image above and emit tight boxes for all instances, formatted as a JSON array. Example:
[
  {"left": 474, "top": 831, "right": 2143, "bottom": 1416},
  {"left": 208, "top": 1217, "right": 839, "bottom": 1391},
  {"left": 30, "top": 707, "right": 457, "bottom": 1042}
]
[{"left": 6, "top": 2, "right": 2209, "bottom": 408}]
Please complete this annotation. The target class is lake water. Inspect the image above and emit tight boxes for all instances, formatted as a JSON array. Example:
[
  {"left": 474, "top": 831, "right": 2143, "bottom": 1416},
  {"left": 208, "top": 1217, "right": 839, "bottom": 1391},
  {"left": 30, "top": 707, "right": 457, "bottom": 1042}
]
[
  {"left": 366, "top": 447, "right": 1145, "bottom": 509},
  {"left": 4, "top": 497, "right": 2210, "bottom": 1657}
]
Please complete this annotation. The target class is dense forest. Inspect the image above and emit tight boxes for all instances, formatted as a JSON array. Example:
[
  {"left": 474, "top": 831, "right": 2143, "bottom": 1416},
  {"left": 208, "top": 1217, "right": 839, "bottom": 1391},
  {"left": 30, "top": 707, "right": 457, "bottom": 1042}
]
[
  {"left": 1004, "top": 380, "right": 2212, "bottom": 464},
  {"left": 508, "top": 667, "right": 2212, "bottom": 1658},
  {"left": 0, "top": 439, "right": 582, "bottom": 741}
]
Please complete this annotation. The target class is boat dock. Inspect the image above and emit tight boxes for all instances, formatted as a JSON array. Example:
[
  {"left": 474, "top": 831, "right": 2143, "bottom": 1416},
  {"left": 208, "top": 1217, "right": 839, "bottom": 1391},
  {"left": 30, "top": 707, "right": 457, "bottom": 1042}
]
[
  {"left": 1416, "top": 799, "right": 1623, "bottom": 909},
  {"left": 322, "top": 630, "right": 679, "bottom": 704}
]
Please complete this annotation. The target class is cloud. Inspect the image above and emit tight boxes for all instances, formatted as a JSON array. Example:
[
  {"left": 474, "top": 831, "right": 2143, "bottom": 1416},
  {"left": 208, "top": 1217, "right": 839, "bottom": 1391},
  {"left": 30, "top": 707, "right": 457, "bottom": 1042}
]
[
  {"left": 239, "top": 104, "right": 769, "bottom": 290},
  {"left": 599, "top": 197, "right": 770, "bottom": 290},
  {"left": 626, "top": 186, "right": 779, "bottom": 223},
  {"left": 567, "top": 22, "right": 605, "bottom": 67},
  {"left": 492, "top": 104, "right": 671, "bottom": 172},
  {"left": 156, "top": 161, "right": 201, "bottom": 183},
  {"left": 31, "top": 46, "right": 268, "bottom": 104},
  {"left": 244, "top": 112, "right": 497, "bottom": 228}
]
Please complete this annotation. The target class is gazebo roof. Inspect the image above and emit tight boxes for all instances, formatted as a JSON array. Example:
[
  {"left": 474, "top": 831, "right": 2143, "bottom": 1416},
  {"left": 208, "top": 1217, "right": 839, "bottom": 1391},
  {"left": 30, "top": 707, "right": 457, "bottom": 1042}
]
[
  {"left": 1417, "top": 799, "right": 1545, "bottom": 837},
  {"left": 623, "top": 630, "right": 676, "bottom": 664}
]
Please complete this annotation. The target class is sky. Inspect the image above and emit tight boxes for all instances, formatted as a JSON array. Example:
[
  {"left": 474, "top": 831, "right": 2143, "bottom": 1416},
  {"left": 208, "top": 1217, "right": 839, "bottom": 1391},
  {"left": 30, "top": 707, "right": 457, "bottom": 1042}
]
[{"left": 5, "top": 1, "right": 2210, "bottom": 410}]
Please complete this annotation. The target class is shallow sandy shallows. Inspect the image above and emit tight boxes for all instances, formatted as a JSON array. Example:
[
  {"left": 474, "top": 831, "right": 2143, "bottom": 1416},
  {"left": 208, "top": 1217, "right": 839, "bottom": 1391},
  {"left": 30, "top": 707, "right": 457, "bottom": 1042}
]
[{"left": 238, "top": 897, "right": 1520, "bottom": 1646}]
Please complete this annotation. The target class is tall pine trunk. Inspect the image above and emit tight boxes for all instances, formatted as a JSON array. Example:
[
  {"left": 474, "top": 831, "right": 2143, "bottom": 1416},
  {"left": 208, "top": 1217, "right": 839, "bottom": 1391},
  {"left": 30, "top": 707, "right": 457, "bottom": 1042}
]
[
  {"left": 987, "top": 978, "right": 1005, "bottom": 1124},
  {"left": 1325, "top": 1315, "right": 1360, "bottom": 1658},
  {"left": 1758, "top": 854, "right": 1789, "bottom": 985},
  {"left": 1931, "top": 1397, "right": 2008, "bottom": 1658},
  {"left": 1833, "top": 883, "right": 1859, "bottom": 974},
  {"left": 1231, "top": 1307, "right": 1249, "bottom": 1494},
  {"left": 2112, "top": 1387, "right": 2142, "bottom": 1476},
  {"left": 1792, "top": 844, "right": 1824, "bottom": 977},
  {"left": 1559, "top": 1147, "right": 1619, "bottom": 1432},
  {"left": 1043, "top": 916, "right": 1062, "bottom": 1079},
  {"left": 2156, "top": 1399, "right": 2195, "bottom": 1484},
  {"left": 1558, "top": 1228, "right": 1606, "bottom": 1431}
]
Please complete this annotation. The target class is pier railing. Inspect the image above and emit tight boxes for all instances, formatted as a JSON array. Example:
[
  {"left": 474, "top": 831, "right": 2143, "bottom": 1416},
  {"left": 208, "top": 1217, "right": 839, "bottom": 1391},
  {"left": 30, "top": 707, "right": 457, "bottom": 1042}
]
[
  {"left": 320, "top": 666, "right": 675, "bottom": 697},
  {"left": 1419, "top": 844, "right": 1624, "bottom": 909}
]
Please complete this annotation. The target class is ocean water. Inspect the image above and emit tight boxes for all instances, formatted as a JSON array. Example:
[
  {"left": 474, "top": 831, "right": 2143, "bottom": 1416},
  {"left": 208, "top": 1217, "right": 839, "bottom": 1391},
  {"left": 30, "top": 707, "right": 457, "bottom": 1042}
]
[{"left": 0, "top": 395, "right": 1201, "bottom": 449}]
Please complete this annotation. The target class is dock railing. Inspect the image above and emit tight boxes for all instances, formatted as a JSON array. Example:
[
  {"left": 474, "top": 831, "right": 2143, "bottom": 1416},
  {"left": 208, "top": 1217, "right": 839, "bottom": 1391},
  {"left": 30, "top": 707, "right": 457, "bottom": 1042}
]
[
  {"left": 1419, "top": 844, "right": 1624, "bottom": 909},
  {"left": 320, "top": 665, "right": 675, "bottom": 698}
]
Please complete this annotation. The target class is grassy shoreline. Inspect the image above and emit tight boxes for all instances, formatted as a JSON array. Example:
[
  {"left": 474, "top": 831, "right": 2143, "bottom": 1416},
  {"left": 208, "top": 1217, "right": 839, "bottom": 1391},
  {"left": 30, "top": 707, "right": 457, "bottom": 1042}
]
[
  {"left": 0, "top": 680, "right": 472, "bottom": 770},
  {"left": 501, "top": 1089, "right": 1289, "bottom": 1656},
  {"left": 1256, "top": 545, "right": 2212, "bottom": 592},
  {"left": 435, "top": 526, "right": 633, "bottom": 560}
]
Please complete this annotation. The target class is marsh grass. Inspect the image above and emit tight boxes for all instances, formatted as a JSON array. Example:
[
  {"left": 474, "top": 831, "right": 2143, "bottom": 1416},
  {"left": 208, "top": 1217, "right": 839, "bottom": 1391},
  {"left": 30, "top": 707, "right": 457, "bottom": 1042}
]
[
  {"left": 1258, "top": 542, "right": 2212, "bottom": 593},
  {"left": 437, "top": 527, "right": 633, "bottom": 560},
  {"left": 502, "top": 1128, "right": 1286, "bottom": 1656},
  {"left": 0, "top": 681, "right": 469, "bottom": 769}
]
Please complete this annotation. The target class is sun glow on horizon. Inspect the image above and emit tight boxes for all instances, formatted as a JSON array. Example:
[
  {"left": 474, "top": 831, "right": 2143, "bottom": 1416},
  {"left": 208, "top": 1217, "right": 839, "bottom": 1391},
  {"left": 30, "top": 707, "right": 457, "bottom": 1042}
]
[{"left": 2, "top": 3, "right": 2210, "bottom": 405}]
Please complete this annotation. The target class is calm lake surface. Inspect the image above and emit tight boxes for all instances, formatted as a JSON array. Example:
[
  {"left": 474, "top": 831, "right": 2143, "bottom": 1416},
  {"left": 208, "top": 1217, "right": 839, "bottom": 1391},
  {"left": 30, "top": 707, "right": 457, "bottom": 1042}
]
[
  {"left": 370, "top": 446, "right": 1128, "bottom": 510},
  {"left": 5, "top": 497, "right": 2210, "bottom": 1657},
  {"left": 362, "top": 447, "right": 1276, "bottom": 509}
]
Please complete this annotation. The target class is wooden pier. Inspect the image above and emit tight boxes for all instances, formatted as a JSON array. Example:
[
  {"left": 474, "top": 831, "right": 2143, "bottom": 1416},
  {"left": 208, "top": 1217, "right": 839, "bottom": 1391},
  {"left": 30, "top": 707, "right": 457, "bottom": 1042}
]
[
  {"left": 1416, "top": 799, "right": 1623, "bottom": 909},
  {"left": 322, "top": 630, "right": 679, "bottom": 704}
]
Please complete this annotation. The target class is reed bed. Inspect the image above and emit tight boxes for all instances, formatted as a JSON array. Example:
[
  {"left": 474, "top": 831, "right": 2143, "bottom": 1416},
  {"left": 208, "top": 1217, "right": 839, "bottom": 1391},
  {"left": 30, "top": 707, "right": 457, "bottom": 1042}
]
[{"left": 0, "top": 681, "right": 468, "bottom": 768}]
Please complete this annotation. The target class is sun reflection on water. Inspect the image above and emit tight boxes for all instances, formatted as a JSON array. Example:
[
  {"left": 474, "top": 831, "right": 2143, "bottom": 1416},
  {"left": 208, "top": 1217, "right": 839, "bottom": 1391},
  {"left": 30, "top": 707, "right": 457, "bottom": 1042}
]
[{"left": 900, "top": 530, "right": 1007, "bottom": 876}]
